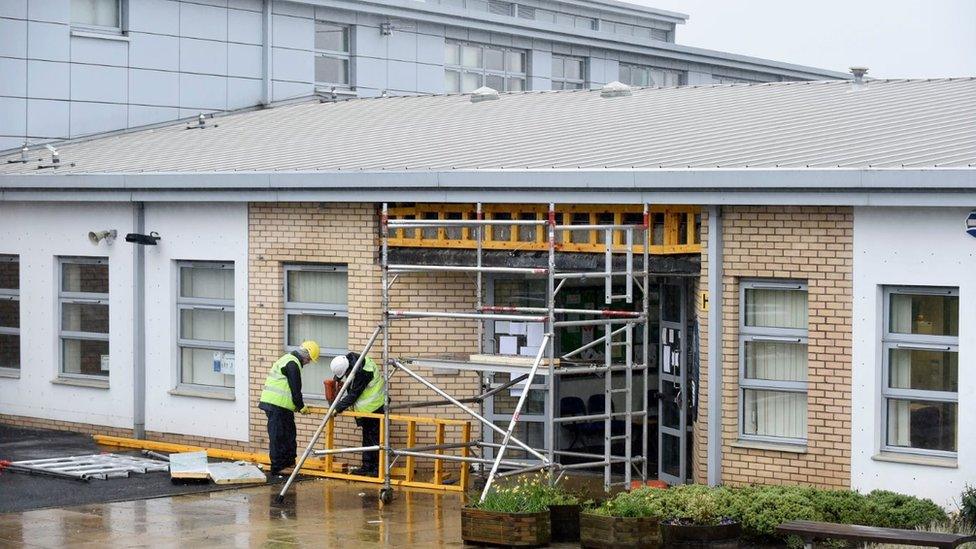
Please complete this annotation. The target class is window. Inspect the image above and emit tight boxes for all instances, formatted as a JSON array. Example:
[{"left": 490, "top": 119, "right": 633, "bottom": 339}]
[
  {"left": 59, "top": 257, "right": 109, "bottom": 378},
  {"left": 315, "top": 22, "right": 351, "bottom": 87},
  {"left": 284, "top": 265, "right": 348, "bottom": 399},
  {"left": 445, "top": 40, "right": 526, "bottom": 93},
  {"left": 618, "top": 63, "right": 683, "bottom": 87},
  {"left": 71, "top": 0, "right": 120, "bottom": 29},
  {"left": 551, "top": 55, "right": 585, "bottom": 90},
  {"left": 0, "top": 255, "right": 19, "bottom": 373},
  {"left": 882, "top": 287, "right": 958, "bottom": 456},
  {"left": 739, "top": 280, "right": 808, "bottom": 444},
  {"left": 177, "top": 262, "right": 235, "bottom": 390}
]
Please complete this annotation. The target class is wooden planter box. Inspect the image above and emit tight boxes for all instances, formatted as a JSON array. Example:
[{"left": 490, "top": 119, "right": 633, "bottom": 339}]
[
  {"left": 461, "top": 507, "right": 551, "bottom": 547},
  {"left": 549, "top": 503, "right": 581, "bottom": 542},
  {"left": 660, "top": 521, "right": 742, "bottom": 549},
  {"left": 580, "top": 512, "right": 661, "bottom": 549}
]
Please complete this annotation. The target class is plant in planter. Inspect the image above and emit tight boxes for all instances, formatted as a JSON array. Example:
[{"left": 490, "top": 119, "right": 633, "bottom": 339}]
[
  {"left": 535, "top": 476, "right": 584, "bottom": 543},
  {"left": 461, "top": 474, "right": 552, "bottom": 547},
  {"left": 660, "top": 485, "right": 742, "bottom": 549},
  {"left": 581, "top": 487, "right": 666, "bottom": 549}
]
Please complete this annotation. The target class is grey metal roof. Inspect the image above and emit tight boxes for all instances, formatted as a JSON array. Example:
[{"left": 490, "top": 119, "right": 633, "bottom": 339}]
[{"left": 1, "top": 78, "right": 974, "bottom": 175}]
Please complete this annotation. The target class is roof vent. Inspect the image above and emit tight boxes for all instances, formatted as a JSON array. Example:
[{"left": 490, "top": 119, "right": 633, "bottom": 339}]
[
  {"left": 6, "top": 141, "right": 29, "bottom": 164},
  {"left": 601, "top": 81, "right": 632, "bottom": 98},
  {"left": 470, "top": 86, "right": 500, "bottom": 103},
  {"left": 186, "top": 113, "right": 218, "bottom": 130},
  {"left": 850, "top": 67, "right": 868, "bottom": 89}
]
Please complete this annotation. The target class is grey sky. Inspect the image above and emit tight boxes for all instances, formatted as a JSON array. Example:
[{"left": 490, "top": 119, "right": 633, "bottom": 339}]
[{"left": 631, "top": 0, "right": 976, "bottom": 79}]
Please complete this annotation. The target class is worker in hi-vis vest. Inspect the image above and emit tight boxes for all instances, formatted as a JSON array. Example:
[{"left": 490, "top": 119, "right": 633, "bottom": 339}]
[
  {"left": 259, "top": 340, "right": 320, "bottom": 476},
  {"left": 330, "top": 351, "right": 386, "bottom": 476}
]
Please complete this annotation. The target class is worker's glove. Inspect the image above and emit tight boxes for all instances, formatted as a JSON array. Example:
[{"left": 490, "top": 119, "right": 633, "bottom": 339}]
[{"left": 298, "top": 406, "right": 310, "bottom": 415}]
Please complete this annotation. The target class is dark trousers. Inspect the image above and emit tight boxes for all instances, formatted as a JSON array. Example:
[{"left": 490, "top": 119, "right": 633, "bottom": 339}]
[
  {"left": 264, "top": 406, "right": 297, "bottom": 474},
  {"left": 355, "top": 406, "right": 384, "bottom": 471}
]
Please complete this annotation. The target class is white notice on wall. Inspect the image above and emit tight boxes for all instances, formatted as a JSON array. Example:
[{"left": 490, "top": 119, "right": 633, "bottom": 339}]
[
  {"left": 100, "top": 355, "right": 110, "bottom": 372},
  {"left": 508, "top": 322, "right": 527, "bottom": 335},
  {"left": 526, "top": 323, "right": 545, "bottom": 347},
  {"left": 495, "top": 321, "right": 511, "bottom": 335},
  {"left": 499, "top": 336, "right": 518, "bottom": 355},
  {"left": 520, "top": 345, "right": 539, "bottom": 357},
  {"left": 213, "top": 352, "right": 223, "bottom": 373},
  {"left": 220, "top": 353, "right": 235, "bottom": 375}
]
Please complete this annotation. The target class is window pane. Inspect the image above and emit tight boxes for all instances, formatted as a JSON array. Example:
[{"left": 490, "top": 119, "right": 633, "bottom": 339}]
[
  {"left": 486, "top": 74, "right": 504, "bottom": 91},
  {"left": 744, "top": 340, "right": 807, "bottom": 382},
  {"left": 0, "top": 333, "right": 19, "bottom": 369},
  {"left": 62, "top": 302, "right": 109, "bottom": 334},
  {"left": 461, "top": 72, "right": 482, "bottom": 92},
  {"left": 287, "top": 314, "right": 348, "bottom": 350},
  {"left": 62, "top": 338, "right": 109, "bottom": 376},
  {"left": 888, "top": 348, "right": 957, "bottom": 392},
  {"left": 493, "top": 388, "right": 545, "bottom": 414},
  {"left": 745, "top": 288, "right": 807, "bottom": 329},
  {"left": 62, "top": 262, "right": 108, "bottom": 294},
  {"left": 551, "top": 57, "right": 564, "bottom": 79},
  {"left": 485, "top": 47, "right": 505, "bottom": 71},
  {"left": 0, "top": 300, "right": 17, "bottom": 329},
  {"left": 287, "top": 270, "right": 347, "bottom": 305},
  {"left": 315, "top": 55, "right": 349, "bottom": 85},
  {"left": 71, "top": 0, "right": 119, "bottom": 27},
  {"left": 445, "top": 70, "right": 460, "bottom": 92},
  {"left": 889, "top": 293, "right": 958, "bottom": 336},
  {"left": 461, "top": 45, "right": 482, "bottom": 68},
  {"left": 315, "top": 22, "right": 348, "bottom": 52},
  {"left": 507, "top": 77, "right": 524, "bottom": 91},
  {"left": 743, "top": 389, "right": 806, "bottom": 439},
  {"left": 180, "top": 266, "right": 233, "bottom": 300},
  {"left": 444, "top": 43, "right": 460, "bottom": 65},
  {"left": 566, "top": 59, "right": 582, "bottom": 80},
  {"left": 0, "top": 258, "right": 17, "bottom": 290},
  {"left": 887, "top": 399, "right": 956, "bottom": 452},
  {"left": 181, "top": 348, "right": 234, "bottom": 388},
  {"left": 303, "top": 357, "right": 332, "bottom": 398},
  {"left": 505, "top": 51, "right": 524, "bottom": 73},
  {"left": 618, "top": 65, "right": 631, "bottom": 85},
  {"left": 661, "top": 284, "right": 681, "bottom": 322},
  {"left": 555, "top": 12, "right": 573, "bottom": 26},
  {"left": 180, "top": 309, "right": 233, "bottom": 343}
]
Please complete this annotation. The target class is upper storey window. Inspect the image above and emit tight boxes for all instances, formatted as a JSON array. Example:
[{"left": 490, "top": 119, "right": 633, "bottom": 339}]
[{"left": 445, "top": 40, "right": 526, "bottom": 93}]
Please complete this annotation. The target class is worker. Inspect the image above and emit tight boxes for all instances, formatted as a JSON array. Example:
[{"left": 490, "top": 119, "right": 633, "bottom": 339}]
[
  {"left": 259, "top": 340, "right": 320, "bottom": 477},
  {"left": 330, "top": 351, "right": 386, "bottom": 476}
]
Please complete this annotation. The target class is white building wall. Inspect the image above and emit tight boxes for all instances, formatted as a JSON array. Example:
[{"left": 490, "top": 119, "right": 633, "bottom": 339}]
[
  {"left": 0, "top": 201, "right": 250, "bottom": 442},
  {"left": 852, "top": 207, "right": 976, "bottom": 507}
]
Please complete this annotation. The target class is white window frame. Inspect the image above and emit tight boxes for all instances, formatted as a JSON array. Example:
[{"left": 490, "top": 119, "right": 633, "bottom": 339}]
[
  {"left": 445, "top": 40, "right": 527, "bottom": 93},
  {"left": 880, "top": 286, "right": 959, "bottom": 458},
  {"left": 70, "top": 0, "right": 123, "bottom": 33},
  {"left": 551, "top": 55, "right": 586, "bottom": 90},
  {"left": 58, "top": 257, "right": 110, "bottom": 380},
  {"left": 738, "top": 279, "right": 809, "bottom": 446},
  {"left": 283, "top": 264, "right": 348, "bottom": 399},
  {"left": 314, "top": 21, "right": 352, "bottom": 89},
  {"left": 176, "top": 261, "right": 235, "bottom": 393},
  {"left": 0, "top": 255, "right": 19, "bottom": 375}
]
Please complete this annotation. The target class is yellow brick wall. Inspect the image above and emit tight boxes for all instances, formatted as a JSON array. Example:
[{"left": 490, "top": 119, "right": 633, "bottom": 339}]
[
  {"left": 248, "top": 203, "right": 480, "bottom": 472},
  {"left": 694, "top": 206, "right": 853, "bottom": 488}
]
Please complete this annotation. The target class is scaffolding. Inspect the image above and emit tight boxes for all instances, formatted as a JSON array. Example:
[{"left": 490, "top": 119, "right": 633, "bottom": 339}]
[{"left": 278, "top": 203, "right": 651, "bottom": 503}]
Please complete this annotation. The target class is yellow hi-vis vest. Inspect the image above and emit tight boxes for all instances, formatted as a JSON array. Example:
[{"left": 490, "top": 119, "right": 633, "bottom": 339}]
[
  {"left": 260, "top": 353, "right": 303, "bottom": 411},
  {"left": 353, "top": 356, "right": 385, "bottom": 413}
]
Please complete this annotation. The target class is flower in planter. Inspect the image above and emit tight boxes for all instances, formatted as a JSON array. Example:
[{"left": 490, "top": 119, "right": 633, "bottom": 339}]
[{"left": 472, "top": 472, "right": 580, "bottom": 513}]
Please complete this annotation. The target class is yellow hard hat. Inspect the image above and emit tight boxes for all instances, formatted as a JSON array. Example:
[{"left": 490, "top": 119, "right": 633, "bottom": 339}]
[{"left": 300, "top": 341, "right": 320, "bottom": 362}]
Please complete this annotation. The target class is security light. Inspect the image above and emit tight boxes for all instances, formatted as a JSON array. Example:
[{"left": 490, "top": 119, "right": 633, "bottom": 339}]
[{"left": 125, "top": 232, "right": 161, "bottom": 246}]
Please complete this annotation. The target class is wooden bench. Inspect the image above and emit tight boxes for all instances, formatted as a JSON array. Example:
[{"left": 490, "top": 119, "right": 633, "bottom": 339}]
[{"left": 777, "top": 520, "right": 976, "bottom": 549}]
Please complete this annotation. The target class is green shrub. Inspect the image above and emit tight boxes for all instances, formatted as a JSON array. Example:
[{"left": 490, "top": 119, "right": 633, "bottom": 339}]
[
  {"left": 860, "top": 490, "right": 947, "bottom": 529},
  {"left": 807, "top": 489, "right": 869, "bottom": 525},
  {"left": 725, "top": 486, "right": 825, "bottom": 541},
  {"left": 590, "top": 487, "right": 666, "bottom": 518},
  {"left": 960, "top": 485, "right": 976, "bottom": 528}
]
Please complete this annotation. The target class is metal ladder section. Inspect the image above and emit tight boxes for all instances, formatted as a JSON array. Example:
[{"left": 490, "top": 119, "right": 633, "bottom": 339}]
[{"left": 8, "top": 454, "right": 170, "bottom": 481}]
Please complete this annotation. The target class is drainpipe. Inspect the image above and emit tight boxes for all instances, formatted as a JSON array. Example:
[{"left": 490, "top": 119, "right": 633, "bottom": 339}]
[
  {"left": 262, "top": 0, "right": 272, "bottom": 106},
  {"left": 706, "top": 205, "right": 723, "bottom": 486},
  {"left": 133, "top": 202, "right": 146, "bottom": 439}
]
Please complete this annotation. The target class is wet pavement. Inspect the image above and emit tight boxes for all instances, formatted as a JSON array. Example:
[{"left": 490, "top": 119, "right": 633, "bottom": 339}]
[{"left": 0, "top": 479, "right": 471, "bottom": 548}]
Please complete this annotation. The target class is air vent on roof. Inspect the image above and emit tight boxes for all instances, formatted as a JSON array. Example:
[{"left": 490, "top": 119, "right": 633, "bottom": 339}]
[
  {"left": 600, "top": 81, "right": 632, "bottom": 98},
  {"left": 470, "top": 86, "right": 500, "bottom": 103},
  {"left": 850, "top": 66, "right": 868, "bottom": 89},
  {"left": 489, "top": 0, "right": 513, "bottom": 16}
]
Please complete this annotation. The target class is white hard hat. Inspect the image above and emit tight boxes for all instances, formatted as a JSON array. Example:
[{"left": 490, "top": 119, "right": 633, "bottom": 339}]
[{"left": 330, "top": 355, "right": 350, "bottom": 379}]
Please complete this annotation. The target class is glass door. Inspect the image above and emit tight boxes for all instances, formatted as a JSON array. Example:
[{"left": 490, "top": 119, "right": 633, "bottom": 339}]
[{"left": 658, "top": 282, "right": 687, "bottom": 484}]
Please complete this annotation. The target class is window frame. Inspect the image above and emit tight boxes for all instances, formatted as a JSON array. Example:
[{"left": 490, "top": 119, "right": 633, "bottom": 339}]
[
  {"left": 618, "top": 62, "right": 683, "bottom": 88},
  {"left": 58, "top": 256, "right": 110, "bottom": 380},
  {"left": 880, "top": 286, "right": 959, "bottom": 458},
  {"left": 444, "top": 39, "right": 527, "bottom": 93},
  {"left": 314, "top": 20, "right": 352, "bottom": 89},
  {"left": 70, "top": 0, "right": 124, "bottom": 33},
  {"left": 175, "top": 261, "right": 236, "bottom": 392},
  {"left": 738, "top": 279, "right": 809, "bottom": 446},
  {"left": 551, "top": 55, "right": 586, "bottom": 90},
  {"left": 283, "top": 264, "right": 349, "bottom": 400},
  {"left": 0, "top": 255, "right": 19, "bottom": 375}
]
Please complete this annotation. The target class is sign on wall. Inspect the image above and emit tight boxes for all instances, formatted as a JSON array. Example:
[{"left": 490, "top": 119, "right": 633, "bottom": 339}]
[{"left": 967, "top": 210, "right": 976, "bottom": 238}]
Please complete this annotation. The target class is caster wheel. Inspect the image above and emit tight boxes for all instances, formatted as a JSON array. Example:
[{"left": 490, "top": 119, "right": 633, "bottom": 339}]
[{"left": 379, "top": 487, "right": 394, "bottom": 504}]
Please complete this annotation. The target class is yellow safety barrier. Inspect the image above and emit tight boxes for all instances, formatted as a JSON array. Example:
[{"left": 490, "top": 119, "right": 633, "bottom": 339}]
[{"left": 386, "top": 203, "right": 702, "bottom": 255}]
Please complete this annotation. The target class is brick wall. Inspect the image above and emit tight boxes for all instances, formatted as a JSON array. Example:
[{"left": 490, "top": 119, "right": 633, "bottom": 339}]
[
  {"left": 248, "top": 203, "right": 480, "bottom": 472},
  {"left": 694, "top": 206, "right": 853, "bottom": 488}
]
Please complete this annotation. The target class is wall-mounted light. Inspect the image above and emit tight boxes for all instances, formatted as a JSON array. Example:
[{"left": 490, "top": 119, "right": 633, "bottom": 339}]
[
  {"left": 88, "top": 229, "right": 118, "bottom": 245},
  {"left": 967, "top": 210, "right": 976, "bottom": 238},
  {"left": 125, "top": 232, "right": 161, "bottom": 246}
]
